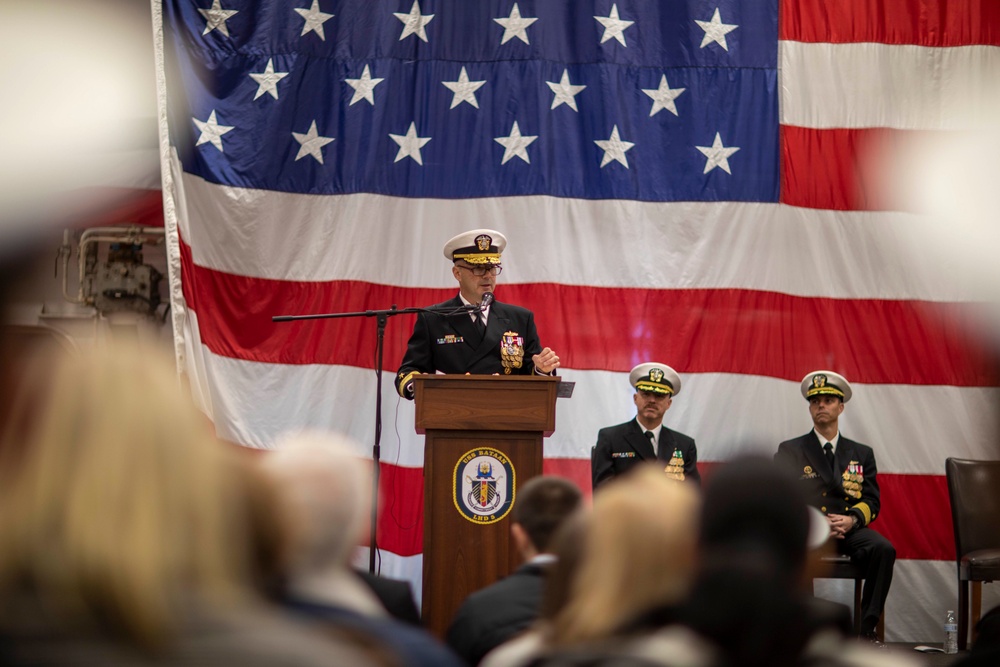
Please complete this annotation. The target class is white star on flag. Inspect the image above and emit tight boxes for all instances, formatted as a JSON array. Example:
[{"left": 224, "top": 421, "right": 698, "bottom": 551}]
[
  {"left": 249, "top": 59, "right": 289, "bottom": 100},
  {"left": 198, "top": 0, "right": 238, "bottom": 37},
  {"left": 594, "top": 4, "right": 634, "bottom": 46},
  {"left": 389, "top": 122, "right": 431, "bottom": 165},
  {"left": 494, "top": 3, "right": 538, "bottom": 45},
  {"left": 642, "top": 74, "right": 685, "bottom": 117},
  {"left": 546, "top": 70, "right": 586, "bottom": 111},
  {"left": 346, "top": 65, "right": 385, "bottom": 106},
  {"left": 696, "top": 132, "right": 740, "bottom": 174},
  {"left": 192, "top": 110, "right": 234, "bottom": 152},
  {"left": 441, "top": 67, "right": 486, "bottom": 109},
  {"left": 594, "top": 125, "right": 635, "bottom": 168},
  {"left": 292, "top": 121, "right": 335, "bottom": 163},
  {"left": 294, "top": 0, "right": 334, "bottom": 40},
  {"left": 494, "top": 121, "right": 538, "bottom": 165},
  {"left": 696, "top": 8, "right": 738, "bottom": 51},
  {"left": 394, "top": 1, "right": 434, "bottom": 42}
]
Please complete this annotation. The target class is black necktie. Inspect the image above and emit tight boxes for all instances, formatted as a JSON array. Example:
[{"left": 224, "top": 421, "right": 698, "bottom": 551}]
[
  {"left": 824, "top": 442, "right": 835, "bottom": 470},
  {"left": 475, "top": 312, "right": 487, "bottom": 338},
  {"left": 645, "top": 430, "right": 656, "bottom": 457}
]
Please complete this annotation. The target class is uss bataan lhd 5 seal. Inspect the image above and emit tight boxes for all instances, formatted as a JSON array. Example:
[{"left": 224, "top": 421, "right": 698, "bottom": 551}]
[{"left": 454, "top": 447, "right": 516, "bottom": 524}]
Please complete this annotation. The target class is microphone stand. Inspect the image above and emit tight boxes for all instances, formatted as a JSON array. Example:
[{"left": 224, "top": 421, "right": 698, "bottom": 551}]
[{"left": 272, "top": 301, "right": 483, "bottom": 573}]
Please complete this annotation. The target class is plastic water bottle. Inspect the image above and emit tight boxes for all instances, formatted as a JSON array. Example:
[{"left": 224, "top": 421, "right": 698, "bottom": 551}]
[{"left": 944, "top": 609, "right": 958, "bottom": 654}]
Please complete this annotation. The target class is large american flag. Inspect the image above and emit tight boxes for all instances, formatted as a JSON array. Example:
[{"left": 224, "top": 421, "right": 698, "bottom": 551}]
[{"left": 153, "top": 0, "right": 1000, "bottom": 641}]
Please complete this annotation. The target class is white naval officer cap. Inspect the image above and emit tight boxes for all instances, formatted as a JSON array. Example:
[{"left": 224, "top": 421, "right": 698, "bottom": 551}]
[
  {"left": 800, "top": 370, "right": 852, "bottom": 402},
  {"left": 629, "top": 362, "right": 681, "bottom": 397},
  {"left": 443, "top": 229, "right": 507, "bottom": 265}
]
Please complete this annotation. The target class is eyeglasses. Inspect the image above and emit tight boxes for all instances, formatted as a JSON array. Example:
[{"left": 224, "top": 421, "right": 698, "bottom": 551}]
[{"left": 457, "top": 264, "right": 502, "bottom": 276}]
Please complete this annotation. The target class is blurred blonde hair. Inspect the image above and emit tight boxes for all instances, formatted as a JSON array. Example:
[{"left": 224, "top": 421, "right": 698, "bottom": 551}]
[
  {"left": 0, "top": 343, "right": 254, "bottom": 649},
  {"left": 549, "top": 465, "right": 700, "bottom": 645}
]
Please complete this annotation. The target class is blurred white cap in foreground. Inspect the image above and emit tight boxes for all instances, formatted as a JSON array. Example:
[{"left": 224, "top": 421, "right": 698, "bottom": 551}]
[{"left": 0, "top": 1, "right": 158, "bottom": 254}]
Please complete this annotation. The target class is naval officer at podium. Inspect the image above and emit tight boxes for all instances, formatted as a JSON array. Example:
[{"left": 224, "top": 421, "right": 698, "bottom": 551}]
[{"left": 395, "top": 229, "right": 560, "bottom": 399}]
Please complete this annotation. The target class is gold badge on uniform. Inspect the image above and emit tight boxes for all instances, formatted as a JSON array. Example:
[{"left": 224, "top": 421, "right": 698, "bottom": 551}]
[
  {"left": 476, "top": 234, "right": 492, "bottom": 251},
  {"left": 812, "top": 374, "right": 828, "bottom": 390},
  {"left": 650, "top": 368, "right": 664, "bottom": 383},
  {"left": 664, "top": 448, "right": 686, "bottom": 482},
  {"left": 804, "top": 465, "right": 813, "bottom": 475},
  {"left": 500, "top": 331, "right": 524, "bottom": 374}
]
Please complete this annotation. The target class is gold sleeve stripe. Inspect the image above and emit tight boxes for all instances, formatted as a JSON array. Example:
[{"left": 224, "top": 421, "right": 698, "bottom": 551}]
[
  {"left": 853, "top": 501, "right": 872, "bottom": 525},
  {"left": 397, "top": 371, "right": 420, "bottom": 396}
]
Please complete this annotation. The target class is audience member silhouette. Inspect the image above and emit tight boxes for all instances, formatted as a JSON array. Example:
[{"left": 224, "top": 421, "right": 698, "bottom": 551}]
[
  {"left": 261, "top": 430, "right": 463, "bottom": 667},
  {"left": 0, "top": 344, "right": 387, "bottom": 666},
  {"left": 448, "top": 475, "right": 583, "bottom": 665},
  {"left": 523, "top": 465, "right": 714, "bottom": 667},
  {"left": 668, "top": 457, "right": 913, "bottom": 667},
  {"left": 480, "top": 508, "right": 589, "bottom": 667}
]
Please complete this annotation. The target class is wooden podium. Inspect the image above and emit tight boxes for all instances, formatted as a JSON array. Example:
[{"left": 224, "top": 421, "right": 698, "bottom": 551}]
[{"left": 413, "top": 374, "right": 559, "bottom": 637}]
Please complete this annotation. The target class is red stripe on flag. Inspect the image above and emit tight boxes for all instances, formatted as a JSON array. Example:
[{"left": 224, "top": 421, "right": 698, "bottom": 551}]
[
  {"left": 178, "top": 236, "right": 197, "bottom": 310},
  {"left": 375, "top": 457, "right": 954, "bottom": 561},
  {"left": 780, "top": 0, "right": 1000, "bottom": 47},
  {"left": 542, "top": 458, "right": 593, "bottom": 497},
  {"left": 178, "top": 242, "right": 997, "bottom": 387},
  {"left": 366, "top": 462, "right": 424, "bottom": 558},
  {"left": 876, "top": 473, "right": 954, "bottom": 562},
  {"left": 780, "top": 126, "right": 922, "bottom": 211}
]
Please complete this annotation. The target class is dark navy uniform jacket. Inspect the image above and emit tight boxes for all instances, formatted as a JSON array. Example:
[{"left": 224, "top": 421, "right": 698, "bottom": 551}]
[
  {"left": 774, "top": 431, "right": 881, "bottom": 526},
  {"left": 395, "top": 296, "right": 543, "bottom": 397},
  {"left": 592, "top": 419, "right": 700, "bottom": 489},
  {"left": 445, "top": 561, "right": 548, "bottom": 666}
]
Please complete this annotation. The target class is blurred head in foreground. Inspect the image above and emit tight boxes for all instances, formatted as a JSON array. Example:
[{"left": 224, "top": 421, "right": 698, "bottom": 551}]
[
  {"left": 0, "top": 343, "right": 256, "bottom": 650},
  {"left": 686, "top": 456, "right": 833, "bottom": 667},
  {"left": 549, "top": 465, "right": 700, "bottom": 645},
  {"left": 260, "top": 430, "right": 371, "bottom": 577},
  {"left": 699, "top": 456, "right": 812, "bottom": 579}
]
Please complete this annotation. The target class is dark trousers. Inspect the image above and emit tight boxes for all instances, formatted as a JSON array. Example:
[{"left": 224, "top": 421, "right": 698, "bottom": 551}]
[{"left": 838, "top": 527, "right": 896, "bottom": 633}]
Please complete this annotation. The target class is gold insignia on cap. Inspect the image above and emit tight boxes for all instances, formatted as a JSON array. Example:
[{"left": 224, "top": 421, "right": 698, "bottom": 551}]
[
  {"left": 812, "top": 374, "right": 827, "bottom": 389},
  {"left": 635, "top": 367, "right": 673, "bottom": 395},
  {"left": 630, "top": 362, "right": 680, "bottom": 396},
  {"left": 476, "top": 234, "right": 492, "bottom": 251}
]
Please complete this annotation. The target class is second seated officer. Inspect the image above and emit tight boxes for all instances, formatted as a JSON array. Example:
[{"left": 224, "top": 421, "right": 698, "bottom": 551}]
[
  {"left": 774, "top": 370, "right": 895, "bottom": 643},
  {"left": 395, "top": 228, "right": 560, "bottom": 399},
  {"left": 591, "top": 362, "right": 701, "bottom": 489}
]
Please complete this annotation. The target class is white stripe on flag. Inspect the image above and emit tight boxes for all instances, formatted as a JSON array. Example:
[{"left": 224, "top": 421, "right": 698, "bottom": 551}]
[
  {"left": 193, "top": 343, "right": 1000, "bottom": 476},
  {"left": 176, "top": 169, "right": 968, "bottom": 302},
  {"left": 781, "top": 41, "right": 1000, "bottom": 129}
]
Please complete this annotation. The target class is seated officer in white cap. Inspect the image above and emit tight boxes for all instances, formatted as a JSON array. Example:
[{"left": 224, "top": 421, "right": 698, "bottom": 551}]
[
  {"left": 395, "top": 229, "right": 560, "bottom": 399},
  {"left": 774, "top": 371, "right": 895, "bottom": 644},
  {"left": 591, "top": 363, "right": 700, "bottom": 489}
]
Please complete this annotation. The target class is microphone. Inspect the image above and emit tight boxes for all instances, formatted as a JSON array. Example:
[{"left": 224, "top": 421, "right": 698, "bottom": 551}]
[{"left": 479, "top": 292, "right": 494, "bottom": 311}]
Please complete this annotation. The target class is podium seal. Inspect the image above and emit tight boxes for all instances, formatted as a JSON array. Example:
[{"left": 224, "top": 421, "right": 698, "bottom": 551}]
[{"left": 454, "top": 447, "right": 516, "bottom": 525}]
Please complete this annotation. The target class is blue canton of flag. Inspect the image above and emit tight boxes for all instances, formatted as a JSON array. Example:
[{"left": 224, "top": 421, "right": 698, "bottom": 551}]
[{"left": 165, "top": 0, "right": 778, "bottom": 203}]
